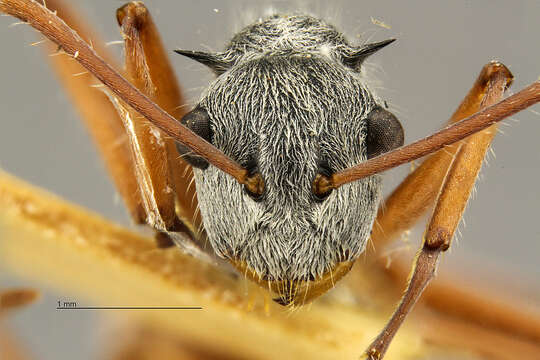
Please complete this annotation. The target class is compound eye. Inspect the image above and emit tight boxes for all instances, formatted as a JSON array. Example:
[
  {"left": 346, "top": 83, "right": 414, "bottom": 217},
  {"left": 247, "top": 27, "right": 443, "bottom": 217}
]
[
  {"left": 312, "top": 160, "right": 334, "bottom": 202},
  {"left": 175, "top": 106, "right": 212, "bottom": 169},
  {"left": 365, "top": 106, "right": 404, "bottom": 159}
]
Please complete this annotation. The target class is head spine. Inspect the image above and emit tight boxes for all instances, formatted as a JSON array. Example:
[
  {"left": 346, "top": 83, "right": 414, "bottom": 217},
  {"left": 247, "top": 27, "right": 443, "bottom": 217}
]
[{"left": 175, "top": 14, "right": 395, "bottom": 76}]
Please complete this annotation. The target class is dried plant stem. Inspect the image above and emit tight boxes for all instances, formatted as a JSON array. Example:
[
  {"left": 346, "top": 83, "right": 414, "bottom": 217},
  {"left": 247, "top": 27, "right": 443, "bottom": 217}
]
[
  {"left": 0, "top": 0, "right": 248, "bottom": 184},
  {"left": 0, "top": 171, "right": 427, "bottom": 360},
  {"left": 1, "top": 171, "right": 537, "bottom": 359}
]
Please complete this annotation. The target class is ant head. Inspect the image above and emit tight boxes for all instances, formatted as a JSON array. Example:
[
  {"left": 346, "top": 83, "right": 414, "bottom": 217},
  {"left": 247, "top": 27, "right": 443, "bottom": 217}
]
[{"left": 175, "top": 14, "right": 402, "bottom": 304}]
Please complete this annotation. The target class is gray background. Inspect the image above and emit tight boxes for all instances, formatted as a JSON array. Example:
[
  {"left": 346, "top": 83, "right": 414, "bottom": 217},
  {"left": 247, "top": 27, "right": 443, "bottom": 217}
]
[{"left": 0, "top": 0, "right": 539, "bottom": 359}]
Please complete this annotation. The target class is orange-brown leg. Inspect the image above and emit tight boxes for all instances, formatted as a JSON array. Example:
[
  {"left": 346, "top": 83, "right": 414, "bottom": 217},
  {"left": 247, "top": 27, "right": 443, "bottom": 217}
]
[
  {"left": 0, "top": 328, "right": 33, "bottom": 360},
  {"left": 115, "top": 2, "right": 201, "bottom": 236},
  {"left": 0, "top": 288, "right": 39, "bottom": 312},
  {"left": 369, "top": 62, "right": 505, "bottom": 252},
  {"left": 360, "top": 62, "right": 540, "bottom": 348},
  {"left": 0, "top": 289, "right": 39, "bottom": 360},
  {"left": 416, "top": 310, "right": 540, "bottom": 360},
  {"left": 364, "top": 65, "right": 518, "bottom": 359},
  {"left": 43, "top": 0, "right": 147, "bottom": 224},
  {"left": 40, "top": 1, "right": 204, "bottom": 247}
]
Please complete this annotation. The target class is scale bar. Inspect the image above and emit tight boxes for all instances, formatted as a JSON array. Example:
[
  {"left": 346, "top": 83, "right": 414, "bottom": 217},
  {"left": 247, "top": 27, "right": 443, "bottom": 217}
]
[{"left": 56, "top": 306, "right": 202, "bottom": 310}]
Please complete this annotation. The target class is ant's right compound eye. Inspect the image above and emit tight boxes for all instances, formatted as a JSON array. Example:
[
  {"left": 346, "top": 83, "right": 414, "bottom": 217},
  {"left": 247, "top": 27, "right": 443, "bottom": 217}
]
[{"left": 175, "top": 106, "right": 212, "bottom": 169}]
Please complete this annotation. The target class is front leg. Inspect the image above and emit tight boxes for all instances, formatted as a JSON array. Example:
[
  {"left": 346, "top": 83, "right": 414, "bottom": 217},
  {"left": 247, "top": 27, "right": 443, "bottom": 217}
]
[
  {"left": 115, "top": 2, "right": 200, "bottom": 235},
  {"left": 369, "top": 62, "right": 507, "bottom": 252},
  {"left": 38, "top": 1, "right": 204, "bottom": 249},
  {"left": 364, "top": 65, "right": 513, "bottom": 359},
  {"left": 351, "top": 62, "right": 540, "bottom": 348}
]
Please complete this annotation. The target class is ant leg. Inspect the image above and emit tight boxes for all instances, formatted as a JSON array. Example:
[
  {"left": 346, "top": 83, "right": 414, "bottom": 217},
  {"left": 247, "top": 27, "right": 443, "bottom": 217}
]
[
  {"left": 364, "top": 67, "right": 516, "bottom": 359},
  {"left": 0, "top": 288, "right": 39, "bottom": 311},
  {"left": 41, "top": 0, "right": 146, "bottom": 224},
  {"left": 115, "top": 2, "right": 201, "bottom": 238},
  {"left": 414, "top": 306, "right": 540, "bottom": 360},
  {"left": 38, "top": 1, "right": 203, "bottom": 250},
  {"left": 369, "top": 62, "right": 508, "bottom": 253},
  {"left": 356, "top": 62, "right": 540, "bottom": 348}
]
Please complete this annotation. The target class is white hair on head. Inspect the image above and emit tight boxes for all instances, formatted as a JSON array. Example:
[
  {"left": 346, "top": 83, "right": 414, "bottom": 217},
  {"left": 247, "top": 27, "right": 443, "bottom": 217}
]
[{"left": 174, "top": 11, "right": 401, "bottom": 285}]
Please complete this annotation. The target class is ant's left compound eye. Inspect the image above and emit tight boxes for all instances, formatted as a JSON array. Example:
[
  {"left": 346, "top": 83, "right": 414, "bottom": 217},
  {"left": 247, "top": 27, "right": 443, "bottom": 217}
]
[
  {"left": 175, "top": 106, "right": 212, "bottom": 169},
  {"left": 365, "top": 106, "right": 404, "bottom": 159}
]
